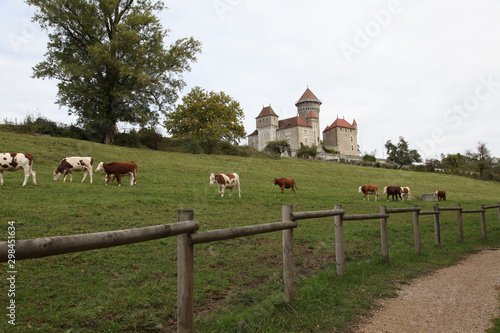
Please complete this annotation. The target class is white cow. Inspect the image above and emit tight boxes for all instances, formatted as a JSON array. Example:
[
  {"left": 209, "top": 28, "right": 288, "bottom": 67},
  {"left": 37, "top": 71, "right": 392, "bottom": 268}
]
[
  {"left": 209, "top": 173, "right": 241, "bottom": 197},
  {"left": 400, "top": 186, "right": 412, "bottom": 201},
  {"left": 53, "top": 157, "right": 93, "bottom": 183},
  {"left": 0, "top": 153, "right": 37, "bottom": 186}
]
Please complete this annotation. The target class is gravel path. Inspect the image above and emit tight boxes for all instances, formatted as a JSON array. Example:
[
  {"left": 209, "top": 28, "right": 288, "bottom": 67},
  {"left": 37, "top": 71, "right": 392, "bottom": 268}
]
[{"left": 355, "top": 249, "right": 500, "bottom": 333}]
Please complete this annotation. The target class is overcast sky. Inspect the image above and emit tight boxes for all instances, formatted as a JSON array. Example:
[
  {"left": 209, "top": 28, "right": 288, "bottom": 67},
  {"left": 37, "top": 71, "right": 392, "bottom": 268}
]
[{"left": 1, "top": 0, "right": 499, "bottom": 159}]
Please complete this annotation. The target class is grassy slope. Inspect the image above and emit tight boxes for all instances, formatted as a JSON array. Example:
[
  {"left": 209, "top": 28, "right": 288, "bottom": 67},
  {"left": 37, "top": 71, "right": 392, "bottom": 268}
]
[{"left": 0, "top": 131, "right": 499, "bottom": 332}]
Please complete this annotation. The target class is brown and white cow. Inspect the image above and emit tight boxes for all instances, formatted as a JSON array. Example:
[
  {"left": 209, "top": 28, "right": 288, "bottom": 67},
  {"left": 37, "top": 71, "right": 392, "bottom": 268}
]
[
  {"left": 54, "top": 157, "right": 93, "bottom": 183},
  {"left": 274, "top": 178, "right": 297, "bottom": 194},
  {"left": 358, "top": 185, "right": 378, "bottom": 201},
  {"left": 400, "top": 187, "right": 412, "bottom": 201},
  {"left": 209, "top": 173, "right": 241, "bottom": 197},
  {"left": 95, "top": 162, "right": 137, "bottom": 186},
  {"left": 436, "top": 190, "right": 446, "bottom": 201},
  {"left": 0, "top": 153, "right": 37, "bottom": 186},
  {"left": 383, "top": 186, "right": 402, "bottom": 201}
]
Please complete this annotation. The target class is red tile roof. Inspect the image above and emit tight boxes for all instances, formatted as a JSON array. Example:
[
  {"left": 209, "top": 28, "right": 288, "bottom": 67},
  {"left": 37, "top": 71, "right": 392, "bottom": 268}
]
[
  {"left": 306, "top": 111, "right": 318, "bottom": 119},
  {"left": 323, "top": 118, "right": 355, "bottom": 132},
  {"left": 256, "top": 106, "right": 278, "bottom": 118},
  {"left": 279, "top": 116, "right": 312, "bottom": 129},
  {"left": 298, "top": 88, "right": 319, "bottom": 101}
]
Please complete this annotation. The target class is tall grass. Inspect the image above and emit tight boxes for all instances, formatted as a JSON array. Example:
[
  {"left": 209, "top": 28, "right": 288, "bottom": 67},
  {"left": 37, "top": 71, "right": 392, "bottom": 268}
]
[{"left": 0, "top": 131, "right": 499, "bottom": 332}]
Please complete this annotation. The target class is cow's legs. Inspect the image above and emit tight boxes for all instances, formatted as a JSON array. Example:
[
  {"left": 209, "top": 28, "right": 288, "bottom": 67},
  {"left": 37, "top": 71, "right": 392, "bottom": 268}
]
[
  {"left": 21, "top": 166, "right": 32, "bottom": 186},
  {"left": 129, "top": 172, "right": 134, "bottom": 186},
  {"left": 81, "top": 169, "right": 88, "bottom": 183},
  {"left": 0, "top": 171, "right": 4, "bottom": 185},
  {"left": 30, "top": 169, "right": 37, "bottom": 185}
]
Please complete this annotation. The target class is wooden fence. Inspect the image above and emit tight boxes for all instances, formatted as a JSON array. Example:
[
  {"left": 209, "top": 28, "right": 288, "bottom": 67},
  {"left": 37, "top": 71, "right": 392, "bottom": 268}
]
[{"left": 1, "top": 203, "right": 500, "bottom": 332}]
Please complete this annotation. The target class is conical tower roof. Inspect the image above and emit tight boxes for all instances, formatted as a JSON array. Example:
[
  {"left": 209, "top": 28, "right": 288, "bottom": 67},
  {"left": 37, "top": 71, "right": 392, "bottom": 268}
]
[{"left": 296, "top": 88, "right": 322, "bottom": 106}]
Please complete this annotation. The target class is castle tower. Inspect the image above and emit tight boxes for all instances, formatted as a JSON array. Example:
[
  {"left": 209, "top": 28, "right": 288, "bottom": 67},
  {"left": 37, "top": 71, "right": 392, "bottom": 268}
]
[
  {"left": 295, "top": 88, "right": 322, "bottom": 146},
  {"left": 255, "top": 105, "right": 279, "bottom": 151},
  {"left": 322, "top": 117, "right": 359, "bottom": 155}
]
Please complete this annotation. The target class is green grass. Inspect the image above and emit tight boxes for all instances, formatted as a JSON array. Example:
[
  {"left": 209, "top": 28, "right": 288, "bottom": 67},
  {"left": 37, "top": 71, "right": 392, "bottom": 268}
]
[{"left": 0, "top": 131, "right": 499, "bottom": 332}]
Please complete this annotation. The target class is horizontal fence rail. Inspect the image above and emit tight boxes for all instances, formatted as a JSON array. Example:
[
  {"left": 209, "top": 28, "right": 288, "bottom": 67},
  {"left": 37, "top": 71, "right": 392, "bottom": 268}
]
[
  {"left": 1, "top": 221, "right": 199, "bottom": 261},
  {"left": 1, "top": 203, "right": 499, "bottom": 333}
]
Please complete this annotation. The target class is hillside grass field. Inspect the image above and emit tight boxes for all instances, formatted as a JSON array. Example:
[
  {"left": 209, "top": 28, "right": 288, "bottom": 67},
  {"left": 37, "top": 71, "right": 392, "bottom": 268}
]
[{"left": 1, "top": 131, "right": 499, "bottom": 332}]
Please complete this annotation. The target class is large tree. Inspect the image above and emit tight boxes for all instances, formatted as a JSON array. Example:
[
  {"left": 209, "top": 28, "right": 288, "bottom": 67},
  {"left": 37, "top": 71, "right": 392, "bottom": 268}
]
[
  {"left": 164, "top": 86, "right": 246, "bottom": 154},
  {"left": 27, "top": 0, "right": 202, "bottom": 144},
  {"left": 466, "top": 141, "right": 493, "bottom": 179},
  {"left": 385, "top": 136, "right": 422, "bottom": 169}
]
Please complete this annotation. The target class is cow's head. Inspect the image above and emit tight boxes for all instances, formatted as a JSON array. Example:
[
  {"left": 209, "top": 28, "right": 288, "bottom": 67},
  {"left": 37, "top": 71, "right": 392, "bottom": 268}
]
[
  {"left": 53, "top": 171, "right": 62, "bottom": 181},
  {"left": 95, "top": 162, "right": 105, "bottom": 172},
  {"left": 209, "top": 173, "right": 216, "bottom": 186},
  {"left": 358, "top": 186, "right": 362, "bottom": 193}
]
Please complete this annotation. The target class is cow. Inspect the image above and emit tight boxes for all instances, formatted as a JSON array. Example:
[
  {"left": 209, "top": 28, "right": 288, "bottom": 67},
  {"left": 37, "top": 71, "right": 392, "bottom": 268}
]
[
  {"left": 274, "top": 178, "right": 297, "bottom": 194},
  {"left": 54, "top": 157, "right": 93, "bottom": 183},
  {"left": 436, "top": 190, "right": 446, "bottom": 201},
  {"left": 209, "top": 173, "right": 241, "bottom": 197},
  {"left": 383, "top": 186, "right": 402, "bottom": 201},
  {"left": 358, "top": 185, "right": 379, "bottom": 201},
  {"left": 95, "top": 162, "right": 137, "bottom": 186},
  {"left": 400, "top": 187, "right": 412, "bottom": 201},
  {"left": 0, "top": 153, "right": 37, "bottom": 186}
]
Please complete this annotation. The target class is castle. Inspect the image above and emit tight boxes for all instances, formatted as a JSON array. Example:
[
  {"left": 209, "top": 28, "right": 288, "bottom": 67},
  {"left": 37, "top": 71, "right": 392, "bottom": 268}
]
[{"left": 247, "top": 88, "right": 359, "bottom": 156}]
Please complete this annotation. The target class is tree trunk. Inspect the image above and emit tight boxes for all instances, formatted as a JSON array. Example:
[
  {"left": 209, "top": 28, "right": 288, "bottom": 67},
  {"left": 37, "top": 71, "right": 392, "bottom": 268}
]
[{"left": 103, "top": 131, "right": 115, "bottom": 145}]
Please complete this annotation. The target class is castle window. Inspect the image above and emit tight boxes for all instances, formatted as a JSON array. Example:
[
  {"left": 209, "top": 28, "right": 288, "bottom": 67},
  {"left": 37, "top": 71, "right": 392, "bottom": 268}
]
[
  {"left": 305, "top": 138, "right": 309, "bottom": 145},
  {"left": 304, "top": 129, "right": 308, "bottom": 135}
]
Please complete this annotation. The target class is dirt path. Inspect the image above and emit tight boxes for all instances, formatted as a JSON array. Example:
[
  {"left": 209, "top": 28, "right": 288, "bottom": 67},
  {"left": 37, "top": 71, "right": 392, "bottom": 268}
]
[{"left": 355, "top": 249, "right": 500, "bottom": 333}]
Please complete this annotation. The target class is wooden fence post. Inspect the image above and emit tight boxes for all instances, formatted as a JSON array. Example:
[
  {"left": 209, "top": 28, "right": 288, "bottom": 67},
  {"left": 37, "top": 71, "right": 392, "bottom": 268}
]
[
  {"left": 282, "top": 205, "right": 295, "bottom": 303},
  {"left": 412, "top": 205, "right": 421, "bottom": 254},
  {"left": 334, "top": 204, "right": 345, "bottom": 276},
  {"left": 177, "top": 210, "right": 195, "bottom": 333},
  {"left": 380, "top": 206, "right": 389, "bottom": 264},
  {"left": 480, "top": 204, "right": 487, "bottom": 239},
  {"left": 433, "top": 204, "right": 441, "bottom": 246},
  {"left": 456, "top": 204, "right": 464, "bottom": 242}
]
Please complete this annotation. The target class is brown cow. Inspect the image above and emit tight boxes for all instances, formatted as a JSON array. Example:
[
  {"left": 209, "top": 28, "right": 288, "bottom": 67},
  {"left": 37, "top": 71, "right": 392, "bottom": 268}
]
[
  {"left": 358, "top": 185, "right": 379, "bottom": 201},
  {"left": 274, "top": 178, "right": 296, "bottom": 194},
  {"left": 383, "top": 186, "right": 402, "bottom": 201},
  {"left": 436, "top": 190, "right": 446, "bottom": 201},
  {"left": 95, "top": 162, "right": 137, "bottom": 186}
]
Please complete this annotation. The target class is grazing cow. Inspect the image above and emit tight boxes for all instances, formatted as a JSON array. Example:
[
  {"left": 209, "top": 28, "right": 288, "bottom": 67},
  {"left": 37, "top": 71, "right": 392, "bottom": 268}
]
[
  {"left": 436, "top": 190, "right": 446, "bottom": 201},
  {"left": 209, "top": 173, "right": 241, "bottom": 197},
  {"left": 54, "top": 157, "right": 93, "bottom": 183},
  {"left": 383, "top": 186, "right": 402, "bottom": 201},
  {"left": 95, "top": 162, "right": 137, "bottom": 186},
  {"left": 400, "top": 187, "right": 412, "bottom": 201},
  {"left": 358, "top": 185, "right": 379, "bottom": 201},
  {"left": 0, "top": 153, "right": 37, "bottom": 186},
  {"left": 274, "top": 178, "right": 297, "bottom": 194}
]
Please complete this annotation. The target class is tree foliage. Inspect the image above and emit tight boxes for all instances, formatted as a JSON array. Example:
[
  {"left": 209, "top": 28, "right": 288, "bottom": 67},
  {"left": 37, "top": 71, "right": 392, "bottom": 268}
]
[
  {"left": 27, "top": 0, "right": 202, "bottom": 144},
  {"left": 385, "top": 136, "right": 422, "bottom": 169},
  {"left": 265, "top": 140, "right": 291, "bottom": 156},
  {"left": 466, "top": 141, "right": 494, "bottom": 179},
  {"left": 296, "top": 144, "right": 318, "bottom": 159},
  {"left": 163, "top": 86, "right": 246, "bottom": 154}
]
